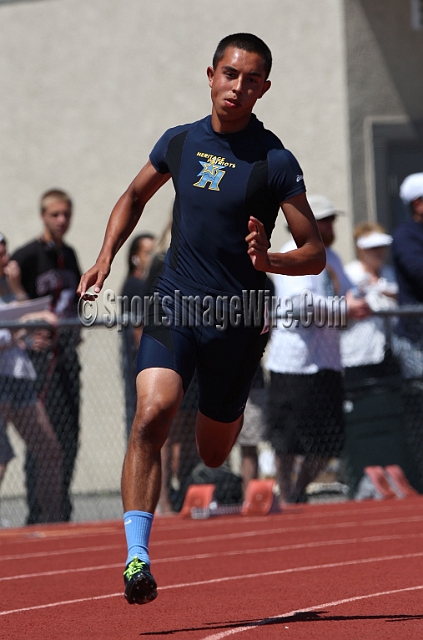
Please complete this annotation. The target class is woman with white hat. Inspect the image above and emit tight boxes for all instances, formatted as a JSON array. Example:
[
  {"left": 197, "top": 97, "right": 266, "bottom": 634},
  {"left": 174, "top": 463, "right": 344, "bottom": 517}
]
[{"left": 341, "top": 222, "right": 398, "bottom": 381}]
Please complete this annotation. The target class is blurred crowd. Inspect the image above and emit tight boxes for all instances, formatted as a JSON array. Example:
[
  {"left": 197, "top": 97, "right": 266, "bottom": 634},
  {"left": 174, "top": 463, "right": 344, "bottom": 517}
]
[{"left": 1, "top": 173, "right": 423, "bottom": 522}]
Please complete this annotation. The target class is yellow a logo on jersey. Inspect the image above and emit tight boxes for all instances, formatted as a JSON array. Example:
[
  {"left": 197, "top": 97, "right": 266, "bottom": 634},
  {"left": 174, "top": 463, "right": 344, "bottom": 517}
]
[{"left": 193, "top": 161, "right": 226, "bottom": 191}]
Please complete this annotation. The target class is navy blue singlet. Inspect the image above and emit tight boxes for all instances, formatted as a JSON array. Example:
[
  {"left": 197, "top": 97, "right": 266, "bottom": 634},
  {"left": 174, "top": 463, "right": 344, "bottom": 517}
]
[
  {"left": 138, "top": 114, "right": 306, "bottom": 422},
  {"left": 149, "top": 114, "right": 305, "bottom": 294}
]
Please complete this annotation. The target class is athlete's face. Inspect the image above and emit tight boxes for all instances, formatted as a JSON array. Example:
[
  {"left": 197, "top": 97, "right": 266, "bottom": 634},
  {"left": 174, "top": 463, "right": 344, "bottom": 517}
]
[
  {"left": 41, "top": 199, "right": 72, "bottom": 244},
  {"left": 207, "top": 47, "right": 271, "bottom": 133}
]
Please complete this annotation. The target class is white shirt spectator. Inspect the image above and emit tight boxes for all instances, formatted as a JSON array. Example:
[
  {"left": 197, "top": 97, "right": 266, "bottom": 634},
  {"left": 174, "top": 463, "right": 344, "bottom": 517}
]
[{"left": 266, "top": 240, "right": 351, "bottom": 374}]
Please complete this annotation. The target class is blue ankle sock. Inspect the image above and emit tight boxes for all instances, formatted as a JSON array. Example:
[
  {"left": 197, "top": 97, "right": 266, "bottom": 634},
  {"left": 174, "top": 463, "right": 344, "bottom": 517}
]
[{"left": 124, "top": 510, "right": 154, "bottom": 567}]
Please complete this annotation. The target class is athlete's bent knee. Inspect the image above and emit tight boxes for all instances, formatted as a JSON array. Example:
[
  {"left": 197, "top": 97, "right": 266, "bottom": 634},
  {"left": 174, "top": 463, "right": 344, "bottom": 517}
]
[{"left": 130, "top": 403, "right": 173, "bottom": 450}]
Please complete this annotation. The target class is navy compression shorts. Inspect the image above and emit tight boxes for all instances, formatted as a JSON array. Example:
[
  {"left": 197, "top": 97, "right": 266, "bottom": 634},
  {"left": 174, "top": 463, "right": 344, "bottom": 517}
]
[{"left": 136, "top": 269, "right": 269, "bottom": 423}]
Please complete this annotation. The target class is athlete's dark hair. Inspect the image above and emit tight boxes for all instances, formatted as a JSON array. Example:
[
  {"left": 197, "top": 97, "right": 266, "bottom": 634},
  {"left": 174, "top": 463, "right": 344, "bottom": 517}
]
[
  {"left": 40, "top": 188, "right": 72, "bottom": 214},
  {"left": 213, "top": 33, "right": 272, "bottom": 79},
  {"left": 127, "top": 233, "right": 156, "bottom": 275}
]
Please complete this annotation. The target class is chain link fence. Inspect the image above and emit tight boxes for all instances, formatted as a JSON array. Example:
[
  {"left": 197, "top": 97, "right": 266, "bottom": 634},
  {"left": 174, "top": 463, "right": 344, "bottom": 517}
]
[
  {"left": 1, "top": 309, "right": 422, "bottom": 527},
  {"left": 0, "top": 321, "right": 126, "bottom": 527}
]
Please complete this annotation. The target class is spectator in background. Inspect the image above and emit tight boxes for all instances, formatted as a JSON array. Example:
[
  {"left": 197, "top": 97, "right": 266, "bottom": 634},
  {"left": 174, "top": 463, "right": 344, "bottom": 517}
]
[
  {"left": 0, "top": 240, "right": 20, "bottom": 492},
  {"left": 392, "top": 173, "right": 423, "bottom": 377},
  {"left": 11, "top": 189, "right": 82, "bottom": 523},
  {"left": 141, "top": 218, "right": 172, "bottom": 296},
  {"left": 120, "top": 233, "right": 156, "bottom": 439},
  {"left": 0, "top": 415, "right": 14, "bottom": 495},
  {"left": 266, "top": 195, "right": 370, "bottom": 504},
  {"left": 341, "top": 222, "right": 398, "bottom": 384},
  {"left": 0, "top": 233, "right": 63, "bottom": 522},
  {"left": 391, "top": 172, "right": 423, "bottom": 491}
]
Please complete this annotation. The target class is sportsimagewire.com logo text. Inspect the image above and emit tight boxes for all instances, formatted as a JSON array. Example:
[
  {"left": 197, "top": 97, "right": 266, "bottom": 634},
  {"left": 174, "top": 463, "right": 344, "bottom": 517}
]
[{"left": 78, "top": 289, "right": 347, "bottom": 330}]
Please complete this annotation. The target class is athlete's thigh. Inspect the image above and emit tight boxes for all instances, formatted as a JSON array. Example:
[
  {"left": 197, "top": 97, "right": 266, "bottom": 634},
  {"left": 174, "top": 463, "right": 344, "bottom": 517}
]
[
  {"left": 137, "top": 318, "right": 197, "bottom": 394},
  {"left": 196, "top": 324, "right": 268, "bottom": 423},
  {"left": 133, "top": 368, "right": 185, "bottom": 438}
]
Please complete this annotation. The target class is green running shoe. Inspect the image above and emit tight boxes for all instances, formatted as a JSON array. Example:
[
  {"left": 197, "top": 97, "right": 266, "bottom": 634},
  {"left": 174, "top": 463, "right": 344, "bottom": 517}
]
[{"left": 123, "top": 557, "right": 158, "bottom": 605}]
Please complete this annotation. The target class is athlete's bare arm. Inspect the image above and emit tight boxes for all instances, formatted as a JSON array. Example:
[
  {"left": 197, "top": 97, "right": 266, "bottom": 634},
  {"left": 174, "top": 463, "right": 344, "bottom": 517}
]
[
  {"left": 77, "top": 161, "right": 170, "bottom": 298},
  {"left": 245, "top": 192, "right": 326, "bottom": 276}
]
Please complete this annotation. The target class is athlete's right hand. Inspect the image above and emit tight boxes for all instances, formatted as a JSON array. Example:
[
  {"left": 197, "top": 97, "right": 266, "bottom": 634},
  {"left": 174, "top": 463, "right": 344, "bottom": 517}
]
[{"left": 77, "top": 262, "right": 110, "bottom": 300}]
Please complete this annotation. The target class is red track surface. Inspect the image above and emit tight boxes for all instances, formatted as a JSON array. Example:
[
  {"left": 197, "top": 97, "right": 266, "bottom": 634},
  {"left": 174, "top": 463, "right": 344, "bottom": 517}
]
[{"left": 1, "top": 496, "right": 422, "bottom": 639}]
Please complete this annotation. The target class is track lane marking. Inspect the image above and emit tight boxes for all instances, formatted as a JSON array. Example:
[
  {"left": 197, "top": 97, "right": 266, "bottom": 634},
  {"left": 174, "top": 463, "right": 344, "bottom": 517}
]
[
  {"left": 115, "top": 514, "right": 423, "bottom": 548},
  {"left": 1, "top": 500, "right": 421, "bottom": 544},
  {"left": 1, "top": 533, "right": 423, "bottom": 581},
  {"left": 8, "top": 513, "right": 412, "bottom": 553},
  {"left": 0, "top": 544, "right": 123, "bottom": 562},
  {"left": 1, "top": 551, "right": 422, "bottom": 616},
  {"left": 145, "top": 500, "right": 423, "bottom": 530},
  {"left": 200, "top": 584, "right": 423, "bottom": 639}
]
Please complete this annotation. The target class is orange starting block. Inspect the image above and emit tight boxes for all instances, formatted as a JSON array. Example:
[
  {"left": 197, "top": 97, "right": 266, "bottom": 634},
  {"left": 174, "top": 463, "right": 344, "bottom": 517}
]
[
  {"left": 241, "top": 479, "right": 281, "bottom": 516},
  {"left": 363, "top": 466, "right": 397, "bottom": 499},
  {"left": 179, "top": 484, "right": 216, "bottom": 518},
  {"left": 180, "top": 479, "right": 282, "bottom": 519},
  {"left": 384, "top": 465, "right": 419, "bottom": 498}
]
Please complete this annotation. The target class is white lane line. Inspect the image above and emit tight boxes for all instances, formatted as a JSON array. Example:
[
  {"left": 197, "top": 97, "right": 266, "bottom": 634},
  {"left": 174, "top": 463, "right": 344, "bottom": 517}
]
[
  {"left": 151, "top": 515, "right": 423, "bottom": 547},
  {"left": 2, "top": 500, "right": 421, "bottom": 546},
  {"left": 1, "top": 515, "right": 420, "bottom": 563},
  {"left": 0, "top": 562, "right": 123, "bottom": 582},
  {"left": 200, "top": 584, "right": 423, "bottom": 640},
  {"left": 0, "top": 544, "right": 123, "bottom": 562},
  {"left": 1, "top": 551, "right": 422, "bottom": 616},
  {"left": 0, "top": 592, "right": 123, "bottom": 616},
  {"left": 1, "top": 532, "right": 422, "bottom": 582},
  {"left": 152, "top": 501, "right": 423, "bottom": 529}
]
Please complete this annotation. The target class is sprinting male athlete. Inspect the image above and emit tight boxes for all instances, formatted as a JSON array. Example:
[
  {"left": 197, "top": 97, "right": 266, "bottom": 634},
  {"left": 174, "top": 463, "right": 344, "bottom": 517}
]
[{"left": 78, "top": 33, "right": 326, "bottom": 605}]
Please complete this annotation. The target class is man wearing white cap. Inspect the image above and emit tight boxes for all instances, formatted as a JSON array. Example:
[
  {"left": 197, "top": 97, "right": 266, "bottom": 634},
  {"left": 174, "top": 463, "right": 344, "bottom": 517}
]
[
  {"left": 391, "top": 172, "right": 423, "bottom": 492},
  {"left": 266, "top": 195, "right": 369, "bottom": 503},
  {"left": 392, "top": 172, "right": 423, "bottom": 374}
]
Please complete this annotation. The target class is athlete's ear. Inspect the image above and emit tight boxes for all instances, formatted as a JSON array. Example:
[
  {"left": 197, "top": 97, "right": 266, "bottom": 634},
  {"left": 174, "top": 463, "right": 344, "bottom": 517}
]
[
  {"left": 207, "top": 66, "right": 215, "bottom": 88},
  {"left": 259, "top": 80, "right": 271, "bottom": 99}
]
